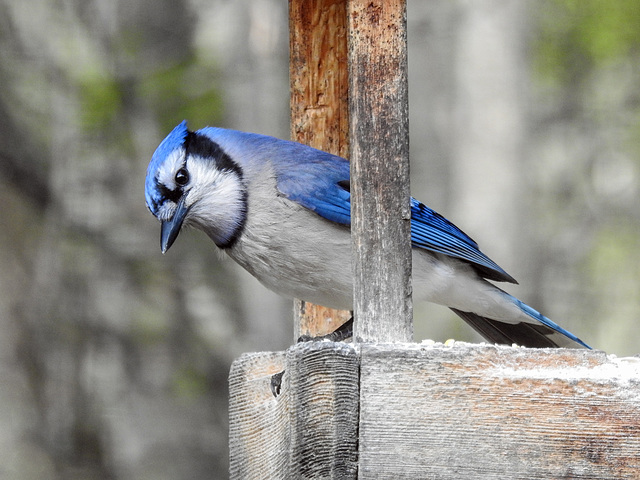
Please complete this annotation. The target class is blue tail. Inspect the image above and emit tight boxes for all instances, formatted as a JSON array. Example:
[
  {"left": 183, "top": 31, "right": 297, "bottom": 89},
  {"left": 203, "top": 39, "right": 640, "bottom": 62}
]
[
  {"left": 451, "top": 294, "right": 590, "bottom": 349},
  {"left": 509, "top": 295, "right": 590, "bottom": 348}
]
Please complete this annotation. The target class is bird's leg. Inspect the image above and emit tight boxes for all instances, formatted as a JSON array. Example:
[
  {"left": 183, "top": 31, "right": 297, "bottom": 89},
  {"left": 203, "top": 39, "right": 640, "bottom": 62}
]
[
  {"left": 297, "top": 315, "right": 354, "bottom": 343},
  {"left": 270, "top": 314, "right": 354, "bottom": 397}
]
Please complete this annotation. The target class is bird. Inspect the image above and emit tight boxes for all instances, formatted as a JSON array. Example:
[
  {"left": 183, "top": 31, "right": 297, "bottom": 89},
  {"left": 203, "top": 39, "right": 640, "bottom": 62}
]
[{"left": 145, "top": 120, "right": 590, "bottom": 349}]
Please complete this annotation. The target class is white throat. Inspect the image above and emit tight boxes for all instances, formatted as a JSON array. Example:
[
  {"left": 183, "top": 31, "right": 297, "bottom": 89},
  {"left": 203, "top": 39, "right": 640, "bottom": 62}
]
[{"left": 184, "top": 156, "right": 247, "bottom": 248}]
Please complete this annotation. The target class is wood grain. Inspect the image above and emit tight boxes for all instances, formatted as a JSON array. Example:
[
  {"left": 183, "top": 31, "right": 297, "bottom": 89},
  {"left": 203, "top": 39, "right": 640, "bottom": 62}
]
[
  {"left": 347, "top": 0, "right": 413, "bottom": 343},
  {"left": 228, "top": 352, "right": 288, "bottom": 479},
  {"left": 287, "top": 342, "right": 360, "bottom": 479},
  {"left": 228, "top": 343, "right": 360, "bottom": 479},
  {"left": 358, "top": 344, "right": 640, "bottom": 479},
  {"left": 230, "top": 343, "right": 640, "bottom": 478},
  {"left": 289, "top": 0, "right": 349, "bottom": 157}
]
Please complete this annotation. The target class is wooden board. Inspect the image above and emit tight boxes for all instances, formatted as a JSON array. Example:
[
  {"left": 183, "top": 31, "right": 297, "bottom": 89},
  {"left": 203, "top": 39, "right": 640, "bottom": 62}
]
[
  {"left": 229, "top": 343, "right": 359, "bottom": 479},
  {"left": 230, "top": 343, "right": 640, "bottom": 479},
  {"left": 287, "top": 342, "right": 360, "bottom": 479},
  {"left": 358, "top": 343, "right": 640, "bottom": 479},
  {"left": 228, "top": 351, "right": 288, "bottom": 479}
]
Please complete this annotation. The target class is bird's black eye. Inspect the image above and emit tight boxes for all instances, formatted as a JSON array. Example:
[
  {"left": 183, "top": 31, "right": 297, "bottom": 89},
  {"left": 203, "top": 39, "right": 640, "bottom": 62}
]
[{"left": 175, "top": 168, "right": 189, "bottom": 186}]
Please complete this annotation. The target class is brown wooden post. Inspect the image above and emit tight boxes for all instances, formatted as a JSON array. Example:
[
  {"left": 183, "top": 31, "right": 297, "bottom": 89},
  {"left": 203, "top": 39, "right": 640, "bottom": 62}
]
[
  {"left": 348, "top": 0, "right": 413, "bottom": 342},
  {"left": 289, "top": 0, "right": 352, "bottom": 340}
]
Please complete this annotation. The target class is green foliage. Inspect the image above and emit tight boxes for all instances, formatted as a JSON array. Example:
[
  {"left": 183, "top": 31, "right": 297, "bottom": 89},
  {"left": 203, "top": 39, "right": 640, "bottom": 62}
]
[
  {"left": 140, "top": 56, "right": 225, "bottom": 132},
  {"left": 172, "top": 366, "right": 209, "bottom": 400},
  {"left": 535, "top": 0, "right": 640, "bottom": 84},
  {"left": 79, "top": 73, "right": 124, "bottom": 131},
  {"left": 79, "top": 56, "right": 224, "bottom": 133}
]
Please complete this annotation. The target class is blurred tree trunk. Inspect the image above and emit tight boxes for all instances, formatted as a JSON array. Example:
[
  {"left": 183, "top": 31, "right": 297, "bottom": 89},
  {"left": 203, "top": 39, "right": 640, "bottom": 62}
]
[{"left": 450, "top": 0, "right": 530, "bottom": 280}]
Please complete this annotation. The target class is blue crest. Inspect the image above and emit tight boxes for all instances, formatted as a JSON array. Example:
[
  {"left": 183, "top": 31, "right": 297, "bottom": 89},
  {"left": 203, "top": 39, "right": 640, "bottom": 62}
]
[{"left": 145, "top": 120, "right": 189, "bottom": 213}]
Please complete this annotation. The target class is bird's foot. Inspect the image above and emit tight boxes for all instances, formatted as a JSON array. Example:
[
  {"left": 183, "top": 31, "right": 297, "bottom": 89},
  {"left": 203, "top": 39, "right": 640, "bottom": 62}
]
[
  {"left": 297, "top": 316, "right": 354, "bottom": 343},
  {"left": 270, "top": 370, "right": 284, "bottom": 397},
  {"left": 271, "top": 316, "right": 354, "bottom": 397}
]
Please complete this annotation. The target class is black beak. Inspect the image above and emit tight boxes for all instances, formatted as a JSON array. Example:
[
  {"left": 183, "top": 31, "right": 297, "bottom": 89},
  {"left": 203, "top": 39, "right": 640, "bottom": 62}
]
[{"left": 161, "top": 196, "right": 189, "bottom": 254}]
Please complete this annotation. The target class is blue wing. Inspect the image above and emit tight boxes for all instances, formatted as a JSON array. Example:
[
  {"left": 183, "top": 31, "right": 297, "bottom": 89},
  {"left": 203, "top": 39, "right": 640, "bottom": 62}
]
[
  {"left": 276, "top": 149, "right": 515, "bottom": 284},
  {"left": 276, "top": 147, "right": 352, "bottom": 226},
  {"left": 409, "top": 199, "right": 516, "bottom": 283}
]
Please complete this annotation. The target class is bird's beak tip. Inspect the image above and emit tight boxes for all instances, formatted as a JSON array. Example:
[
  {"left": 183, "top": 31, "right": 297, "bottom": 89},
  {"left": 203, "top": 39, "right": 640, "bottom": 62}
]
[
  {"left": 160, "top": 224, "right": 177, "bottom": 254},
  {"left": 159, "top": 197, "right": 189, "bottom": 254}
]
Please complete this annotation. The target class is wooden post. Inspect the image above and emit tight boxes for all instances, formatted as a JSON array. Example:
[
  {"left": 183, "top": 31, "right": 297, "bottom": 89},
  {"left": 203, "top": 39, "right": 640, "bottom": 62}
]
[
  {"left": 348, "top": 0, "right": 413, "bottom": 343},
  {"left": 289, "top": 0, "right": 352, "bottom": 340}
]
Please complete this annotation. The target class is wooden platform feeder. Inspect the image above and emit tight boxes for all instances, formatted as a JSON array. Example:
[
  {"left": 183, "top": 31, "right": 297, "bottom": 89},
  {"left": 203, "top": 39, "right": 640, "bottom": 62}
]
[{"left": 229, "top": 1, "right": 640, "bottom": 478}]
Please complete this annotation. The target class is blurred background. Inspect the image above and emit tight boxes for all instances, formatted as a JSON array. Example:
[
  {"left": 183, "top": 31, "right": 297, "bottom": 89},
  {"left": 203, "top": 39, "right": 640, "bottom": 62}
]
[{"left": 1, "top": 0, "right": 639, "bottom": 478}]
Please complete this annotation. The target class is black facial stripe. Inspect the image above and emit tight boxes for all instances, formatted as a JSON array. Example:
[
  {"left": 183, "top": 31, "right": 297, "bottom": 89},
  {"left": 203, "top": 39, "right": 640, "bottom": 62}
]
[
  {"left": 217, "top": 189, "right": 248, "bottom": 250},
  {"left": 158, "top": 183, "right": 182, "bottom": 204},
  {"left": 182, "top": 130, "right": 247, "bottom": 250},
  {"left": 185, "top": 132, "right": 243, "bottom": 178}
]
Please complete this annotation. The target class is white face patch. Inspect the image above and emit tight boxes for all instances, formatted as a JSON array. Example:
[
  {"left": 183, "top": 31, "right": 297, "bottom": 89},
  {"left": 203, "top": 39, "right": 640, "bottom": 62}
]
[
  {"left": 151, "top": 147, "right": 187, "bottom": 222},
  {"left": 182, "top": 154, "right": 247, "bottom": 247},
  {"left": 156, "top": 199, "right": 178, "bottom": 222}
]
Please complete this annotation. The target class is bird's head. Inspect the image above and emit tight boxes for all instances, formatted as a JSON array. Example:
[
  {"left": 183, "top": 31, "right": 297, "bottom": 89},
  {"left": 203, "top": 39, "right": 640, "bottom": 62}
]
[{"left": 145, "top": 121, "right": 247, "bottom": 252}]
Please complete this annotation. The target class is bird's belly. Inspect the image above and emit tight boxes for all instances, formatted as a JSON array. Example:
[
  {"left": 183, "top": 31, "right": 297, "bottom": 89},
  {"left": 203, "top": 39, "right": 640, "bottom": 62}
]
[
  {"left": 226, "top": 198, "right": 515, "bottom": 319},
  {"left": 229, "top": 228, "right": 478, "bottom": 312},
  {"left": 227, "top": 213, "right": 354, "bottom": 310}
]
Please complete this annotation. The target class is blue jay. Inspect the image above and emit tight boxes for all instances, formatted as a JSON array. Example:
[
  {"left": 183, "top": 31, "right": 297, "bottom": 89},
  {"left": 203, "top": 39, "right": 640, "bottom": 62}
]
[{"left": 145, "top": 121, "right": 590, "bottom": 349}]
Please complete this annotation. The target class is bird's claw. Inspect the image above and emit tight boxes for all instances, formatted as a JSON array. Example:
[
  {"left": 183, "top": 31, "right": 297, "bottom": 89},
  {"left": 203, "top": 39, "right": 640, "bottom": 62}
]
[
  {"left": 296, "top": 316, "right": 354, "bottom": 343},
  {"left": 270, "top": 370, "right": 284, "bottom": 397}
]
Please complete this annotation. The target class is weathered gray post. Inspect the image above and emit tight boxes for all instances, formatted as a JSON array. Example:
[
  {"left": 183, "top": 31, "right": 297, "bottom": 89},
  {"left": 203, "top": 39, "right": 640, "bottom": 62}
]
[{"left": 348, "top": 0, "right": 412, "bottom": 343}]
